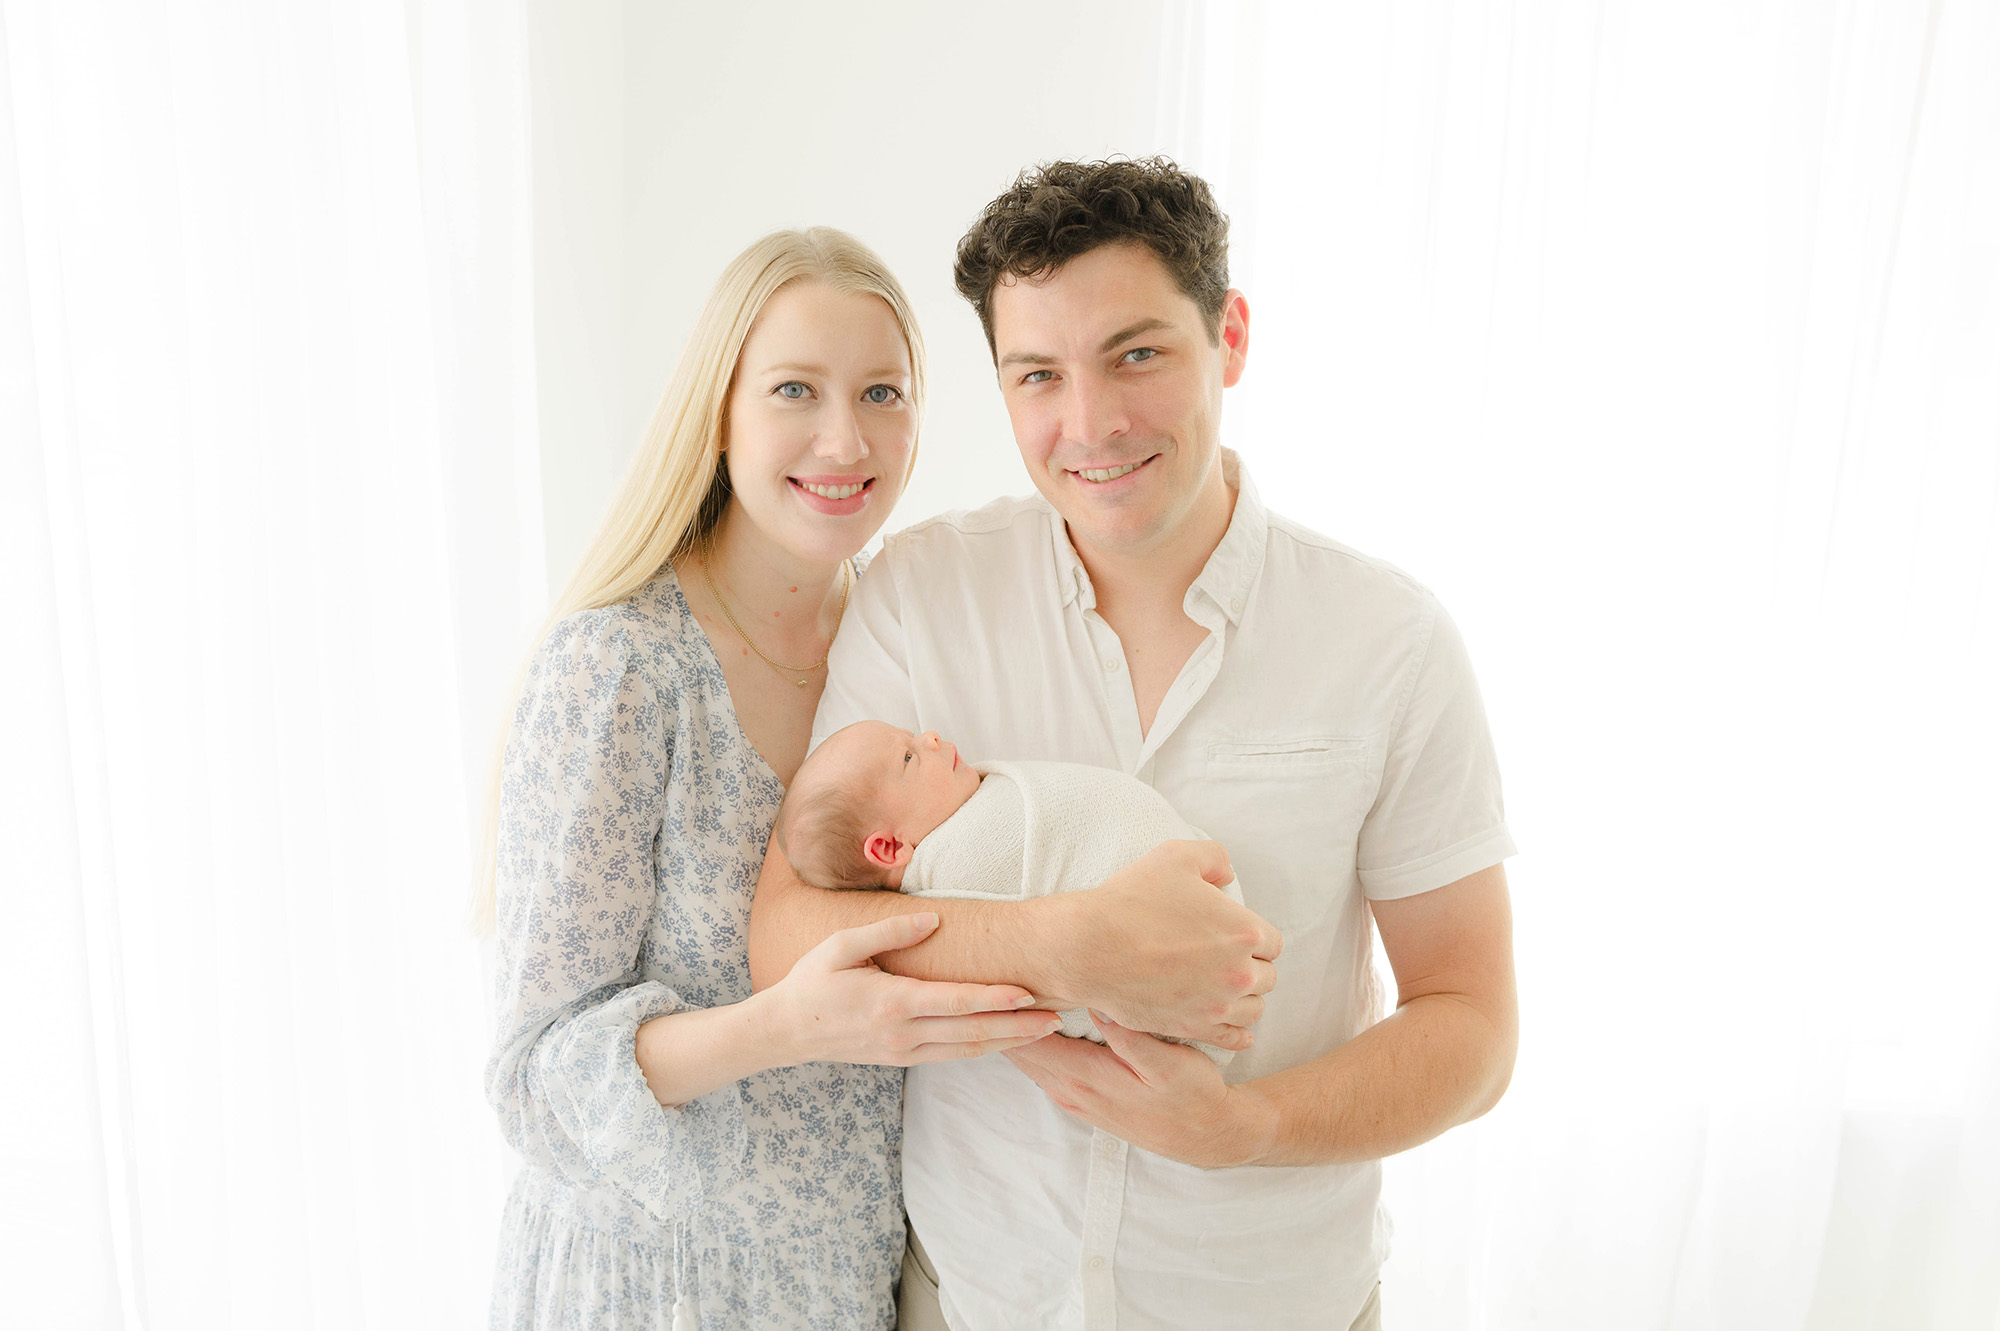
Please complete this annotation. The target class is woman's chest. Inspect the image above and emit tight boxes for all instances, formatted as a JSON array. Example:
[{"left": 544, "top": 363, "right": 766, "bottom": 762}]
[
  {"left": 714, "top": 656, "right": 822, "bottom": 786},
  {"left": 644, "top": 686, "right": 787, "bottom": 1007}
]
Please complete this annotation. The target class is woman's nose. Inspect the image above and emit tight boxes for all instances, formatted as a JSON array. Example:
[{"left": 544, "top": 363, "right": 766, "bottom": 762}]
[{"left": 813, "top": 401, "right": 870, "bottom": 464}]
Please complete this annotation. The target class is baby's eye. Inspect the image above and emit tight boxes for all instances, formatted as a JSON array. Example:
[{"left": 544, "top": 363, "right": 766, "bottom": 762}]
[
  {"left": 903, "top": 751, "right": 914, "bottom": 765},
  {"left": 775, "top": 381, "right": 810, "bottom": 400}
]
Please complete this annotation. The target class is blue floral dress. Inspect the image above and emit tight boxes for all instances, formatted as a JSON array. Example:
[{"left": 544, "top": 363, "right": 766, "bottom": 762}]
[{"left": 485, "top": 571, "right": 904, "bottom": 1330}]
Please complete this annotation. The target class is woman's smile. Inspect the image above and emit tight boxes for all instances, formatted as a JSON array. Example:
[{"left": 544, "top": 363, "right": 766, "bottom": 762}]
[{"left": 789, "top": 473, "right": 876, "bottom": 515}]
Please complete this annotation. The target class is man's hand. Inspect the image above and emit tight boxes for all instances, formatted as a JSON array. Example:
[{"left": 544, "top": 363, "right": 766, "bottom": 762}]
[
  {"left": 1039, "top": 840, "right": 1282, "bottom": 1050},
  {"left": 1002, "top": 1015, "right": 1280, "bottom": 1169}
]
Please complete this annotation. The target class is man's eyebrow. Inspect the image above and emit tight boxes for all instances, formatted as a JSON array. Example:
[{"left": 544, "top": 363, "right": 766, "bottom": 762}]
[
  {"left": 1098, "top": 318, "right": 1174, "bottom": 353},
  {"left": 997, "top": 319, "right": 1179, "bottom": 370}
]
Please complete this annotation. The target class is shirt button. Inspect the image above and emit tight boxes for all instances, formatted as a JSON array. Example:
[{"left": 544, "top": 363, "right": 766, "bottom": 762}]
[
  {"left": 1088, "top": 1256, "right": 1105, "bottom": 1270},
  {"left": 1103, "top": 657, "right": 1120, "bottom": 672},
  {"left": 1231, "top": 596, "right": 1243, "bottom": 613}
]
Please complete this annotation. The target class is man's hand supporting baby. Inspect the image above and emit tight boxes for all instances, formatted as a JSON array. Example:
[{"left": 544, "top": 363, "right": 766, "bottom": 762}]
[
  {"left": 1002, "top": 1014, "right": 1278, "bottom": 1170},
  {"left": 747, "top": 838, "right": 1281, "bottom": 1053}
]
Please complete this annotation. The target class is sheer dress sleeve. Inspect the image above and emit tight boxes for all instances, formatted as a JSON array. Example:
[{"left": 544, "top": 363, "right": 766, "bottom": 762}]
[{"left": 484, "top": 608, "right": 748, "bottom": 1223}]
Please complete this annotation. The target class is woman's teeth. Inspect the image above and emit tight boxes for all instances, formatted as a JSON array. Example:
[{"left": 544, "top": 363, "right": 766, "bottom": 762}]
[
  {"left": 1077, "top": 461, "right": 1142, "bottom": 482},
  {"left": 799, "top": 480, "right": 868, "bottom": 499}
]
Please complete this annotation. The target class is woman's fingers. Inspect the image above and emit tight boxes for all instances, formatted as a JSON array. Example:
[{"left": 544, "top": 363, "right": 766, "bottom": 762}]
[
  {"left": 812, "top": 911, "right": 940, "bottom": 970},
  {"left": 905, "top": 1011, "right": 1064, "bottom": 1047},
  {"left": 887, "top": 975, "right": 1042, "bottom": 1017},
  {"left": 905, "top": 1031, "right": 1060, "bottom": 1064}
]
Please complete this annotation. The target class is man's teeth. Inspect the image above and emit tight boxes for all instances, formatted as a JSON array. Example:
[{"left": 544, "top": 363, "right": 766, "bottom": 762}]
[
  {"left": 800, "top": 480, "right": 868, "bottom": 499},
  {"left": 1077, "top": 461, "right": 1142, "bottom": 482}
]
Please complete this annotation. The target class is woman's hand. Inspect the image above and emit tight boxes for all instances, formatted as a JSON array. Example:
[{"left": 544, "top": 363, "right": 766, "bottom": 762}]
[
  {"left": 1038, "top": 840, "right": 1282, "bottom": 1050},
  {"left": 757, "top": 912, "right": 1064, "bottom": 1067}
]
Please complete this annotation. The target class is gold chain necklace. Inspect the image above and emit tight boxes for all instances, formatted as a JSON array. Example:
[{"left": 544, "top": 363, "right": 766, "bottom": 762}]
[{"left": 700, "top": 556, "right": 852, "bottom": 688}]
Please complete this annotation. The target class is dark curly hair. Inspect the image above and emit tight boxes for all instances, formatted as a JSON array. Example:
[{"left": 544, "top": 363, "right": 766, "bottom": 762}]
[{"left": 953, "top": 157, "right": 1231, "bottom": 356}]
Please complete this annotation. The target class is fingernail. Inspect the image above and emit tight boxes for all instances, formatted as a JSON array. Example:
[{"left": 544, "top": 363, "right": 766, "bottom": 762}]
[
  {"left": 1013, "top": 993, "right": 1040, "bottom": 1008},
  {"left": 1043, "top": 1020, "right": 1063, "bottom": 1034},
  {"left": 913, "top": 912, "right": 938, "bottom": 930}
]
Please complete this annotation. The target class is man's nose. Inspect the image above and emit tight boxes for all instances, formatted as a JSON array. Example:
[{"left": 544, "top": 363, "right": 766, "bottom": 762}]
[
  {"left": 1064, "top": 374, "right": 1129, "bottom": 448},
  {"left": 813, "top": 399, "right": 869, "bottom": 464}
]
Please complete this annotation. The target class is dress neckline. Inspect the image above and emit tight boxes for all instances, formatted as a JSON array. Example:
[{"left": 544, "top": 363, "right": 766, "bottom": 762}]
[{"left": 656, "top": 566, "right": 788, "bottom": 791}]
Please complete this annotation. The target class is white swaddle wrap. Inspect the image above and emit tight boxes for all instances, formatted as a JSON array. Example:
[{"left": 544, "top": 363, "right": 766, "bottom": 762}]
[{"left": 902, "top": 760, "right": 1243, "bottom": 1065}]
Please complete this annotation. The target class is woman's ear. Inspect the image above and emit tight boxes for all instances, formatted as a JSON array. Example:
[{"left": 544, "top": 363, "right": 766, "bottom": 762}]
[{"left": 863, "top": 831, "right": 909, "bottom": 870}]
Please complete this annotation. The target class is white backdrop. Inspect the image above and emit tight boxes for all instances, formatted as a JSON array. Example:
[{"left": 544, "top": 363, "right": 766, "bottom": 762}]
[
  {"left": 2, "top": 0, "right": 538, "bottom": 1325},
  {"left": 6, "top": 0, "right": 1996, "bottom": 1327}
]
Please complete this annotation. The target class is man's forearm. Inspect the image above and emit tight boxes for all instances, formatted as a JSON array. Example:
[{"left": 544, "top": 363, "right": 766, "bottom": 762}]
[
  {"left": 745, "top": 844, "right": 1069, "bottom": 996},
  {"left": 1226, "top": 987, "right": 1518, "bottom": 1167}
]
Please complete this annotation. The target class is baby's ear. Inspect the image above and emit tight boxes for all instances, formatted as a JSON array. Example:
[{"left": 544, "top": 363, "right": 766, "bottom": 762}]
[{"left": 862, "top": 831, "right": 910, "bottom": 870}]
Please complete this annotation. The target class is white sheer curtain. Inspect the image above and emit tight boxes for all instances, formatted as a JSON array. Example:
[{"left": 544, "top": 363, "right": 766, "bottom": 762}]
[
  {"left": 1164, "top": 1, "right": 2000, "bottom": 1327},
  {"left": 1, "top": 2, "right": 539, "bottom": 1326}
]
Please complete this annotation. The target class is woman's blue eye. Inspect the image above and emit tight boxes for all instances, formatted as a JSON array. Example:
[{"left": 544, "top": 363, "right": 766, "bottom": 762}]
[
  {"left": 863, "top": 385, "right": 900, "bottom": 404},
  {"left": 776, "top": 381, "right": 809, "bottom": 400},
  {"left": 1121, "top": 347, "right": 1157, "bottom": 364}
]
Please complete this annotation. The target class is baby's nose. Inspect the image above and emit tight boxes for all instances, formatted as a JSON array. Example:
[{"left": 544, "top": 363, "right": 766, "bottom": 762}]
[{"left": 920, "top": 731, "right": 941, "bottom": 749}]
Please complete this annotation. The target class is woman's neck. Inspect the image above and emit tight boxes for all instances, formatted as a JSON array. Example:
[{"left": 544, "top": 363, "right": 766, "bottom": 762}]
[{"left": 690, "top": 507, "right": 850, "bottom": 657}]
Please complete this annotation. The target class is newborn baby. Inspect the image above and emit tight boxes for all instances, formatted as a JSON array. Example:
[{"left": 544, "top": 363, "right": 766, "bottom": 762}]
[{"left": 774, "top": 720, "right": 1243, "bottom": 1063}]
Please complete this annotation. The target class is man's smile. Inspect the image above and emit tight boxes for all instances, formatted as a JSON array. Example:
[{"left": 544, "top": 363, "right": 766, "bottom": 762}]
[{"left": 1064, "top": 454, "right": 1159, "bottom": 485}]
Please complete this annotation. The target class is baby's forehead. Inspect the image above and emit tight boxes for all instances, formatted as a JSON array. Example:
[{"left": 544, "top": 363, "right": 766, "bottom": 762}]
[
  {"left": 810, "top": 721, "right": 905, "bottom": 779},
  {"left": 831, "top": 719, "right": 905, "bottom": 759}
]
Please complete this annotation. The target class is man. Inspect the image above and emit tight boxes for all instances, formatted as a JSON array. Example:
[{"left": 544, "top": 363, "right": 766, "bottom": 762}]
[{"left": 748, "top": 158, "right": 1517, "bottom": 1331}]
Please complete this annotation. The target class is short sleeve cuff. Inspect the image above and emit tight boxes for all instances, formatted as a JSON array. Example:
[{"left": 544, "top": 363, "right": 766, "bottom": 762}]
[
  {"left": 548, "top": 980, "right": 751, "bottom": 1223},
  {"left": 1359, "top": 825, "right": 1517, "bottom": 901}
]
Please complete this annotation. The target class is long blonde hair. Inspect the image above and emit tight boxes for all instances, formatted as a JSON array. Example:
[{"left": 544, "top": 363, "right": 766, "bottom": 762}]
[{"left": 469, "top": 228, "right": 927, "bottom": 935}]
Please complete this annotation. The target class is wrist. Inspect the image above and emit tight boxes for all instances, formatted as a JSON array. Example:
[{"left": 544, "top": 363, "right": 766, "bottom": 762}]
[
  {"left": 1217, "top": 1082, "right": 1283, "bottom": 1168},
  {"left": 738, "top": 985, "right": 802, "bottom": 1072},
  {"left": 1023, "top": 893, "right": 1090, "bottom": 1008}
]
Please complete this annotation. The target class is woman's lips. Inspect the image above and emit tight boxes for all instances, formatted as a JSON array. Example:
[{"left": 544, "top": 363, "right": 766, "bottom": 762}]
[{"left": 789, "top": 475, "right": 874, "bottom": 515}]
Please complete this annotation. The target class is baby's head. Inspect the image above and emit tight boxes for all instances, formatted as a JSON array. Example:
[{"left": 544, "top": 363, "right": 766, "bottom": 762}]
[{"left": 775, "top": 721, "right": 983, "bottom": 890}]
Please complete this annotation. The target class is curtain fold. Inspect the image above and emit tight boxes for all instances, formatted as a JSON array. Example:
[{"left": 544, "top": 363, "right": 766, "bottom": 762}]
[
  {"left": 1161, "top": 2, "right": 2000, "bottom": 1328},
  {"left": 0, "top": 2, "right": 541, "bottom": 1326}
]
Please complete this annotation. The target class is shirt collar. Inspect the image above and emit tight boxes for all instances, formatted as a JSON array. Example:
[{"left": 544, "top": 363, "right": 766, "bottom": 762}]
[{"left": 1045, "top": 448, "right": 1268, "bottom": 626}]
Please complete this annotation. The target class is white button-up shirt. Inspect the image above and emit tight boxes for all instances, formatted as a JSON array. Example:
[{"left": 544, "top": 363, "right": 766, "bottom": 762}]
[{"left": 815, "top": 451, "right": 1515, "bottom": 1330}]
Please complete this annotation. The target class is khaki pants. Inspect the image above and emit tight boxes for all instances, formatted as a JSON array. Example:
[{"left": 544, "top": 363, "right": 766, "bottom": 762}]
[
  {"left": 896, "top": 1228, "right": 1384, "bottom": 1330},
  {"left": 896, "top": 1228, "right": 948, "bottom": 1331}
]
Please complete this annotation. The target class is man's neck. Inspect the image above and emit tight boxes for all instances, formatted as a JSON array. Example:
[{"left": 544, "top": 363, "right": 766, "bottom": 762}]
[{"left": 1072, "top": 469, "right": 1237, "bottom": 625}]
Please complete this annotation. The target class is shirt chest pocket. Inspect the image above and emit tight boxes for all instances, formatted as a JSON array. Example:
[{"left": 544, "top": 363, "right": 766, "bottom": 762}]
[{"left": 1197, "top": 737, "right": 1376, "bottom": 932}]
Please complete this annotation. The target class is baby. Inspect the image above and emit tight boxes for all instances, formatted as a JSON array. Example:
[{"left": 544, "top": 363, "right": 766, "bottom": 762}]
[{"left": 774, "top": 720, "right": 1244, "bottom": 1063}]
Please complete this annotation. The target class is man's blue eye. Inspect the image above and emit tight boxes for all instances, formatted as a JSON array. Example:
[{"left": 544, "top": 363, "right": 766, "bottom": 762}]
[
  {"left": 776, "top": 382, "right": 809, "bottom": 400},
  {"left": 864, "top": 385, "right": 900, "bottom": 404},
  {"left": 1122, "top": 347, "right": 1157, "bottom": 364},
  {"left": 1024, "top": 370, "right": 1053, "bottom": 385}
]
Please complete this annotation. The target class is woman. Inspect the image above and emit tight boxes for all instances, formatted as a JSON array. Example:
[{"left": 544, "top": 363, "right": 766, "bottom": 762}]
[{"left": 472, "top": 229, "right": 1059, "bottom": 1329}]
